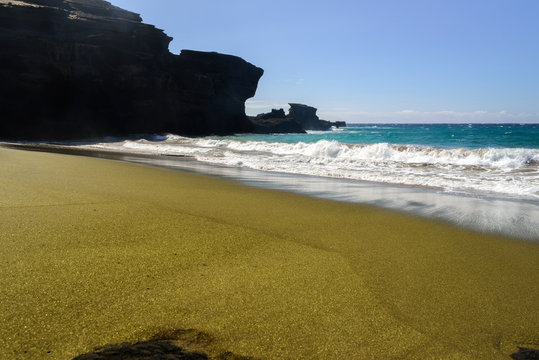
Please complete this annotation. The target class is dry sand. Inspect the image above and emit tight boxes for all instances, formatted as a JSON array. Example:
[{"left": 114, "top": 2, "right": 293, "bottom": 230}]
[{"left": 0, "top": 147, "right": 537, "bottom": 359}]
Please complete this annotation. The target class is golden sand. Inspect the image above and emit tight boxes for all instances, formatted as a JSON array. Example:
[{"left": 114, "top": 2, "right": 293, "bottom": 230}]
[{"left": 0, "top": 147, "right": 537, "bottom": 359}]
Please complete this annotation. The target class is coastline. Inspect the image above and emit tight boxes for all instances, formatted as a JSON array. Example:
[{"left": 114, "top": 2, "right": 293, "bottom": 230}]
[
  {"left": 4, "top": 142, "right": 539, "bottom": 241},
  {"left": 1, "top": 146, "right": 538, "bottom": 359}
]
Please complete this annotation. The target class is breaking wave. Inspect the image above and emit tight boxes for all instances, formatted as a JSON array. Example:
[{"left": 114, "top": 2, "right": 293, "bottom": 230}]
[{"left": 84, "top": 135, "right": 539, "bottom": 199}]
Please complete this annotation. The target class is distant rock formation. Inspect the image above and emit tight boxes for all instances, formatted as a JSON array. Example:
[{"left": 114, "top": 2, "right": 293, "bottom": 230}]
[
  {"left": 288, "top": 103, "right": 346, "bottom": 131},
  {"left": 250, "top": 104, "right": 346, "bottom": 133},
  {"left": 0, "top": 0, "right": 263, "bottom": 140},
  {"left": 250, "top": 108, "right": 305, "bottom": 134}
]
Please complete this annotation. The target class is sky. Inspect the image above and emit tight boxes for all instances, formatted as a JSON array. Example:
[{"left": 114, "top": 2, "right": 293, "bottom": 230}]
[{"left": 110, "top": 0, "right": 539, "bottom": 123}]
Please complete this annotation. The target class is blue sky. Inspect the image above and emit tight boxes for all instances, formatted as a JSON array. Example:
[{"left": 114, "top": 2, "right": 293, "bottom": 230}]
[{"left": 110, "top": 0, "right": 539, "bottom": 123}]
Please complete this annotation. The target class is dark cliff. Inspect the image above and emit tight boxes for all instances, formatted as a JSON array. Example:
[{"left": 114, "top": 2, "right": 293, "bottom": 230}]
[
  {"left": 288, "top": 103, "right": 345, "bottom": 131},
  {"left": 0, "top": 0, "right": 263, "bottom": 140},
  {"left": 250, "top": 108, "right": 305, "bottom": 134},
  {"left": 251, "top": 104, "right": 346, "bottom": 133}
]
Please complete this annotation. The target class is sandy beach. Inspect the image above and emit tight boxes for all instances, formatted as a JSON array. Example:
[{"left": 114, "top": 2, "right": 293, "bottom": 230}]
[{"left": 0, "top": 146, "right": 537, "bottom": 359}]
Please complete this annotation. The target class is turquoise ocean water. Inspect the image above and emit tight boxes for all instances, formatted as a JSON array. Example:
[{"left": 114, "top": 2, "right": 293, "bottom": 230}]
[
  {"left": 86, "top": 123, "right": 539, "bottom": 200},
  {"left": 227, "top": 123, "right": 539, "bottom": 149},
  {"left": 80, "top": 123, "right": 539, "bottom": 239}
]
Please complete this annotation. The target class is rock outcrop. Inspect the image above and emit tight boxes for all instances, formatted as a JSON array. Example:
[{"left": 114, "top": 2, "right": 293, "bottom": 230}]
[
  {"left": 249, "top": 108, "right": 305, "bottom": 134},
  {"left": 288, "top": 103, "right": 345, "bottom": 131},
  {"left": 0, "top": 0, "right": 263, "bottom": 140},
  {"left": 250, "top": 104, "right": 346, "bottom": 133}
]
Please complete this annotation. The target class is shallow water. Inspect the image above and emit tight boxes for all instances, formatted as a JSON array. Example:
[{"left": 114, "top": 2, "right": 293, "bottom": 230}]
[
  {"left": 83, "top": 125, "right": 539, "bottom": 201},
  {"left": 115, "top": 153, "right": 539, "bottom": 241},
  {"left": 6, "top": 140, "right": 538, "bottom": 241},
  {"left": 74, "top": 124, "right": 539, "bottom": 241}
]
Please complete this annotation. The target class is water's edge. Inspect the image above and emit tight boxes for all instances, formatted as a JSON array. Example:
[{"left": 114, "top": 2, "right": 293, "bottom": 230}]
[{"left": 3, "top": 142, "right": 538, "bottom": 242}]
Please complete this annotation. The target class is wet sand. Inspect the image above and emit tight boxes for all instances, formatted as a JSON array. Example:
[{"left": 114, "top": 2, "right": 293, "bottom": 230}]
[
  {"left": 0, "top": 147, "right": 537, "bottom": 359},
  {"left": 6, "top": 142, "right": 539, "bottom": 241}
]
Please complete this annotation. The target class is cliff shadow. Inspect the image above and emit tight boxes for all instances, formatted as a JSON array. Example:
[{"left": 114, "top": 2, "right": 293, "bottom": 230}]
[{"left": 72, "top": 328, "right": 257, "bottom": 360}]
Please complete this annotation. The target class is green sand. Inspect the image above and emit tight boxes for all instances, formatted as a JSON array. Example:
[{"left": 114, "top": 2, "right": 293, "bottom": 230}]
[{"left": 0, "top": 147, "right": 537, "bottom": 359}]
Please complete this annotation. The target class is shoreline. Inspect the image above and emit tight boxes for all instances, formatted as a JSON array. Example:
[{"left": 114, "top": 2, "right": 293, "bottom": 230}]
[
  {"left": 3, "top": 141, "right": 538, "bottom": 241},
  {"left": 1, "top": 146, "right": 538, "bottom": 359}
]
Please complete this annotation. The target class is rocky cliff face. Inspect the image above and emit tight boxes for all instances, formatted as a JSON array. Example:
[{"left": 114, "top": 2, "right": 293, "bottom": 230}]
[
  {"left": 0, "top": 0, "right": 263, "bottom": 140},
  {"left": 249, "top": 108, "right": 305, "bottom": 134},
  {"left": 251, "top": 104, "right": 346, "bottom": 133},
  {"left": 288, "top": 103, "right": 345, "bottom": 131}
]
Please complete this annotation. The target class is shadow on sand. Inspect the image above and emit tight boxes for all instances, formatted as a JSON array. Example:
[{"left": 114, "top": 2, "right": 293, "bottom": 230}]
[{"left": 73, "top": 329, "right": 256, "bottom": 360}]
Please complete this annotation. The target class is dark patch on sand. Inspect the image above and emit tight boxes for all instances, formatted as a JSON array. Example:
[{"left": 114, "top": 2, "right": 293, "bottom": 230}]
[
  {"left": 73, "top": 329, "right": 256, "bottom": 360},
  {"left": 510, "top": 347, "right": 539, "bottom": 360},
  {"left": 72, "top": 340, "right": 209, "bottom": 359}
]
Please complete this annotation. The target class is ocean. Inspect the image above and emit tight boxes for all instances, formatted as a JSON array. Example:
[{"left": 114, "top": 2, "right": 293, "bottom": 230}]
[{"left": 77, "top": 123, "right": 539, "bottom": 240}]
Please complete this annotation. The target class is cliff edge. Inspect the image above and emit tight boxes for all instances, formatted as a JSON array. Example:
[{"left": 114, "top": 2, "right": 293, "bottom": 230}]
[{"left": 0, "top": 0, "right": 263, "bottom": 140}]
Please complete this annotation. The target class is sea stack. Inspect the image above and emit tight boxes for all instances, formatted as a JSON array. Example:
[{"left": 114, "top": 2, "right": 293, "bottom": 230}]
[
  {"left": 0, "top": 0, "right": 264, "bottom": 140},
  {"left": 250, "top": 103, "right": 346, "bottom": 133},
  {"left": 288, "top": 103, "right": 346, "bottom": 131}
]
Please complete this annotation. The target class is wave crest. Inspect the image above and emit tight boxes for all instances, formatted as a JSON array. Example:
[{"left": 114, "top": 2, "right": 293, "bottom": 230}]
[
  {"left": 192, "top": 138, "right": 538, "bottom": 170},
  {"left": 82, "top": 136, "right": 539, "bottom": 199}
]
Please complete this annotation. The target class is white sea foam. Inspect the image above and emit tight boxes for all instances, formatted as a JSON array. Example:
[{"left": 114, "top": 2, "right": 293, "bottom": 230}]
[{"left": 81, "top": 135, "right": 539, "bottom": 200}]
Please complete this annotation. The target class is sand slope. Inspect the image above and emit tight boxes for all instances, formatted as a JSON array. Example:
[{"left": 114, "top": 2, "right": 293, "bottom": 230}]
[{"left": 0, "top": 148, "right": 537, "bottom": 359}]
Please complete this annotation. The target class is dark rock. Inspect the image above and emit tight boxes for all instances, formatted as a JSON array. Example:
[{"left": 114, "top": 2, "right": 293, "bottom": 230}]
[
  {"left": 288, "top": 103, "right": 319, "bottom": 128},
  {"left": 0, "top": 0, "right": 263, "bottom": 141},
  {"left": 256, "top": 108, "right": 286, "bottom": 120},
  {"left": 288, "top": 103, "right": 343, "bottom": 131},
  {"left": 249, "top": 104, "right": 346, "bottom": 133},
  {"left": 249, "top": 108, "right": 305, "bottom": 134}
]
